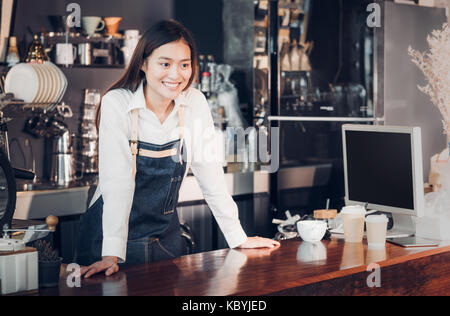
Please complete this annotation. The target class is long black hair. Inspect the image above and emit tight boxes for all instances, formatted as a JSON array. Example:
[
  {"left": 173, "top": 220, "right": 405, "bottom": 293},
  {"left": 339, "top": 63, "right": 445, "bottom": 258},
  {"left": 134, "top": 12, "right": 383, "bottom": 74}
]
[{"left": 96, "top": 19, "right": 198, "bottom": 129}]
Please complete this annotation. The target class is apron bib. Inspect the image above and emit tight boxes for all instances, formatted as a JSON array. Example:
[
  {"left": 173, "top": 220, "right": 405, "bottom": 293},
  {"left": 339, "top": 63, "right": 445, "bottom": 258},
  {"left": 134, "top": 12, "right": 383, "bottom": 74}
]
[{"left": 76, "top": 106, "right": 186, "bottom": 266}]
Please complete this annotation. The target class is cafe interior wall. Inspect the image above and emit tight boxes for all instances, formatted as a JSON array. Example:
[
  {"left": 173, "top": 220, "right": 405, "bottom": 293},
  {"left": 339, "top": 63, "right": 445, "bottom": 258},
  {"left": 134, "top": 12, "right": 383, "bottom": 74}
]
[
  {"left": 6, "top": 0, "right": 253, "bottom": 181},
  {"left": 5, "top": 0, "right": 175, "bottom": 180},
  {"left": 175, "top": 0, "right": 254, "bottom": 123}
]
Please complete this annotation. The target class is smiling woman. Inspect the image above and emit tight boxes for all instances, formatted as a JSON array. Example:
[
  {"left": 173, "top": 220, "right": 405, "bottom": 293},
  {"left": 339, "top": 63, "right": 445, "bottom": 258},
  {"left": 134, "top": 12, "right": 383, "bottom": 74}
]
[
  {"left": 76, "top": 19, "right": 279, "bottom": 279},
  {"left": 141, "top": 40, "right": 193, "bottom": 123},
  {"left": 95, "top": 20, "right": 198, "bottom": 129}
]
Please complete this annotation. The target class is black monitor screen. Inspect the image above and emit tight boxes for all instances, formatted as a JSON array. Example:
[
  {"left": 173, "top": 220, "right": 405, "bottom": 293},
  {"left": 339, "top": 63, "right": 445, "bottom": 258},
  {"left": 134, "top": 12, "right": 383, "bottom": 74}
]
[{"left": 345, "top": 130, "right": 414, "bottom": 210}]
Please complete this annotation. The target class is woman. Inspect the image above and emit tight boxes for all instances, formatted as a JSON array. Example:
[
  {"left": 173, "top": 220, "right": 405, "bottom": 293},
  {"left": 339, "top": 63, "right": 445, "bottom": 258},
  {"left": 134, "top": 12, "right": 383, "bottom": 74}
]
[{"left": 77, "top": 20, "right": 279, "bottom": 278}]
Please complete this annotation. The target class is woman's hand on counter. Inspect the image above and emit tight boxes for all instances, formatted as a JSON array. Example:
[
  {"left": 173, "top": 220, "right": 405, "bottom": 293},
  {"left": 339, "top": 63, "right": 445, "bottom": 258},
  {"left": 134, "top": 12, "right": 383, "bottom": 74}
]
[
  {"left": 80, "top": 256, "right": 119, "bottom": 278},
  {"left": 237, "top": 236, "right": 281, "bottom": 249},
  {"left": 238, "top": 247, "right": 279, "bottom": 259}
]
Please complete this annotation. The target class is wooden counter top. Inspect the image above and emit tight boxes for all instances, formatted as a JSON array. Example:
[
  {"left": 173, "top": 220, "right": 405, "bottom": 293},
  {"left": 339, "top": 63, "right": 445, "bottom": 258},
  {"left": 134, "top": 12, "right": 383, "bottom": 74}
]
[{"left": 33, "top": 237, "right": 450, "bottom": 296}]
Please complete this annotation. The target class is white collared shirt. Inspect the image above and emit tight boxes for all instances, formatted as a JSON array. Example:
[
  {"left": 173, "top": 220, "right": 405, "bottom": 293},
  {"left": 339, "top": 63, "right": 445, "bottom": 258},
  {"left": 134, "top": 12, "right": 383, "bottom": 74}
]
[{"left": 91, "top": 82, "right": 248, "bottom": 262}]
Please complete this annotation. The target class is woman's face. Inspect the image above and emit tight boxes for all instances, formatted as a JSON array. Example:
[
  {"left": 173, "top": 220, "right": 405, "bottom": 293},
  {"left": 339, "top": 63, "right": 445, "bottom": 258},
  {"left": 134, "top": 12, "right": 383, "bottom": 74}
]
[{"left": 141, "top": 39, "right": 192, "bottom": 102}]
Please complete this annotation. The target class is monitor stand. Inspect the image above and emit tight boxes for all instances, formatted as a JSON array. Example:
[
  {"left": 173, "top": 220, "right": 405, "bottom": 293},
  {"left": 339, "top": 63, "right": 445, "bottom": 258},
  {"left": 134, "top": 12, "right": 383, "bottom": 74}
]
[
  {"left": 387, "top": 214, "right": 441, "bottom": 247},
  {"left": 386, "top": 213, "right": 416, "bottom": 238}
]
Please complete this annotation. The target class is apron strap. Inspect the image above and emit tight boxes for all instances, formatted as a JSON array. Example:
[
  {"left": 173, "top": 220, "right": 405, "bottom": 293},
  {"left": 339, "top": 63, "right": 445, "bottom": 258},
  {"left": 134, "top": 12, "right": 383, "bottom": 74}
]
[
  {"left": 130, "top": 109, "right": 139, "bottom": 178},
  {"left": 129, "top": 104, "right": 185, "bottom": 177},
  {"left": 177, "top": 105, "right": 184, "bottom": 165}
]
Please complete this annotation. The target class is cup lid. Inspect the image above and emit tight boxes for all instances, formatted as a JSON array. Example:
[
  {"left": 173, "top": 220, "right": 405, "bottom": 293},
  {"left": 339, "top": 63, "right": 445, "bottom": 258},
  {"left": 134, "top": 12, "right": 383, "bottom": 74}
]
[
  {"left": 365, "top": 215, "right": 388, "bottom": 223},
  {"left": 340, "top": 205, "right": 366, "bottom": 215}
]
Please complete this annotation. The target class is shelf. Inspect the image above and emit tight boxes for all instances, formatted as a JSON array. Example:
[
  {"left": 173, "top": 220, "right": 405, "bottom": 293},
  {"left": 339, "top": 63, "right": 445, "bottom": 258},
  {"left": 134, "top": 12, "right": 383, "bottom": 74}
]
[
  {"left": 56, "top": 64, "right": 125, "bottom": 69},
  {"left": 0, "top": 63, "right": 125, "bottom": 72},
  {"left": 268, "top": 116, "right": 380, "bottom": 122},
  {"left": 45, "top": 33, "right": 123, "bottom": 44}
]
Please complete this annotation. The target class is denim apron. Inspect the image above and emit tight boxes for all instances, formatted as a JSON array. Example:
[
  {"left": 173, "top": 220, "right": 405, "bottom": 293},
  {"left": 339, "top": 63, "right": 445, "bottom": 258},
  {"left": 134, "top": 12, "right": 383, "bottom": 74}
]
[{"left": 76, "top": 106, "right": 187, "bottom": 266}]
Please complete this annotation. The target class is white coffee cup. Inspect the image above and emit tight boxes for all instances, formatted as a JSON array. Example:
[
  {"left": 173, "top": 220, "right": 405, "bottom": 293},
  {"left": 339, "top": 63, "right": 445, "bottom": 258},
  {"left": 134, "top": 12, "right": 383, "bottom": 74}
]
[
  {"left": 56, "top": 43, "right": 77, "bottom": 65},
  {"left": 365, "top": 215, "right": 389, "bottom": 249},
  {"left": 341, "top": 205, "right": 366, "bottom": 243},
  {"left": 82, "top": 16, "right": 105, "bottom": 36},
  {"left": 296, "top": 220, "right": 327, "bottom": 242},
  {"left": 124, "top": 29, "right": 139, "bottom": 39},
  {"left": 121, "top": 38, "right": 139, "bottom": 65},
  {"left": 121, "top": 46, "right": 133, "bottom": 65}
]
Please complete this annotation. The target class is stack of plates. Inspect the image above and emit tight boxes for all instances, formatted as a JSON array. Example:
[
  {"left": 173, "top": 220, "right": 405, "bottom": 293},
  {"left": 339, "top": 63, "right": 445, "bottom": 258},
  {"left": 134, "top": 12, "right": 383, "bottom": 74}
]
[{"left": 5, "top": 62, "right": 67, "bottom": 107}]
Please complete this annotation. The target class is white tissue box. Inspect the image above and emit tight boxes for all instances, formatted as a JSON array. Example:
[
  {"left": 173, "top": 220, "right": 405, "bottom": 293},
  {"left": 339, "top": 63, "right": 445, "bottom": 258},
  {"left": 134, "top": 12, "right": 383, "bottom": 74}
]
[
  {"left": 416, "top": 216, "right": 450, "bottom": 241},
  {"left": 0, "top": 248, "right": 38, "bottom": 295}
]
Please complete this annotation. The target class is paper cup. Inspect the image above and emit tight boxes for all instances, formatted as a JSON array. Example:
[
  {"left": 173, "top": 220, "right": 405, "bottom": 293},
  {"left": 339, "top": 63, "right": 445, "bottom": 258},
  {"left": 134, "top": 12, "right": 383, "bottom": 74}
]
[
  {"left": 365, "top": 215, "right": 389, "bottom": 249},
  {"left": 341, "top": 205, "right": 366, "bottom": 243}
]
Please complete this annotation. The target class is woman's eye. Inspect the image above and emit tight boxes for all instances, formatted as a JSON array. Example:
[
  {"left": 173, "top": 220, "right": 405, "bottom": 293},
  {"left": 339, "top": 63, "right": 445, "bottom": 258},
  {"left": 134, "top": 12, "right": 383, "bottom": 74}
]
[
  {"left": 181, "top": 63, "right": 190, "bottom": 69},
  {"left": 161, "top": 63, "right": 170, "bottom": 67}
]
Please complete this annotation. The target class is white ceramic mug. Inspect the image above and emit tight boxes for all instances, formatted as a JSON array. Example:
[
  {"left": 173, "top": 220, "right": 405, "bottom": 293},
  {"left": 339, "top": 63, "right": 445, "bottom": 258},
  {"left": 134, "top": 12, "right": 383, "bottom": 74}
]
[
  {"left": 296, "top": 220, "right": 327, "bottom": 242},
  {"left": 124, "top": 29, "right": 139, "bottom": 39},
  {"left": 56, "top": 43, "right": 77, "bottom": 65},
  {"left": 82, "top": 16, "right": 105, "bottom": 36},
  {"left": 120, "top": 46, "right": 132, "bottom": 65}
]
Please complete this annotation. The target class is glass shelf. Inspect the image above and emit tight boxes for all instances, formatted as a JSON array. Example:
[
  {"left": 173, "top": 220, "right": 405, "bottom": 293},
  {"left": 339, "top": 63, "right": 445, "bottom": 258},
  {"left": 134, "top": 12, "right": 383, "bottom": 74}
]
[
  {"left": 44, "top": 33, "right": 123, "bottom": 44},
  {"left": 0, "top": 63, "right": 125, "bottom": 72},
  {"left": 56, "top": 64, "right": 125, "bottom": 69}
]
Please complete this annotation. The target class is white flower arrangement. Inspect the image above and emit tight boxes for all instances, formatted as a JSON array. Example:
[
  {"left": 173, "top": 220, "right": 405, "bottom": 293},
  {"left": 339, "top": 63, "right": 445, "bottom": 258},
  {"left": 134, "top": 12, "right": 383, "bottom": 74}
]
[{"left": 408, "top": 23, "right": 450, "bottom": 135}]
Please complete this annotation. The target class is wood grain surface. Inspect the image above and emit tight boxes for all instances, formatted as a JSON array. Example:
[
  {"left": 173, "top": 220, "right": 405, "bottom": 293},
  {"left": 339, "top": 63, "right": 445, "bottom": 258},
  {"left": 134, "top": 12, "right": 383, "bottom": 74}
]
[{"left": 27, "top": 237, "right": 450, "bottom": 296}]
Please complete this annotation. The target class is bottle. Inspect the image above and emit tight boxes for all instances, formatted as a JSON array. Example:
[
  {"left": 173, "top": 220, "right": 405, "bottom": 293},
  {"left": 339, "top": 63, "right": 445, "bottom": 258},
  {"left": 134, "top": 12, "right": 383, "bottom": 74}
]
[
  {"left": 254, "top": 29, "right": 266, "bottom": 53},
  {"left": 198, "top": 54, "right": 206, "bottom": 72},
  {"left": 281, "top": 42, "right": 291, "bottom": 71},
  {"left": 201, "top": 71, "right": 211, "bottom": 97},
  {"left": 290, "top": 40, "right": 300, "bottom": 71},
  {"left": 198, "top": 54, "right": 206, "bottom": 81},
  {"left": 207, "top": 93, "right": 219, "bottom": 127},
  {"left": 206, "top": 55, "right": 216, "bottom": 93},
  {"left": 196, "top": 54, "right": 206, "bottom": 91},
  {"left": 6, "top": 37, "right": 20, "bottom": 66},
  {"left": 217, "top": 106, "right": 227, "bottom": 131}
]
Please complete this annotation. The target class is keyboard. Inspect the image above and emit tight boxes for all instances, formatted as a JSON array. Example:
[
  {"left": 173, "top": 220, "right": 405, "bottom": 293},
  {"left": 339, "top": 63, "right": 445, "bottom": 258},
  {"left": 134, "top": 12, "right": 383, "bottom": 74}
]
[{"left": 330, "top": 227, "right": 412, "bottom": 239}]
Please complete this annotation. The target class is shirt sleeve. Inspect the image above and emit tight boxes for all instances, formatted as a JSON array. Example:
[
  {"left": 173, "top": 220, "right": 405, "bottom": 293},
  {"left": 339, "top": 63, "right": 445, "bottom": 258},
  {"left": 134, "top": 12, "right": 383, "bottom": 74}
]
[
  {"left": 98, "top": 91, "right": 134, "bottom": 263},
  {"left": 189, "top": 91, "right": 248, "bottom": 249}
]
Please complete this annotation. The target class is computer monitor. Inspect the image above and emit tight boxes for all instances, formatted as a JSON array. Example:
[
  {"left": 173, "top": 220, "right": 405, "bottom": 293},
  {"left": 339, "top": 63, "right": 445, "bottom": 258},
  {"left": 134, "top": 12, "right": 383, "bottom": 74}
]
[{"left": 342, "top": 124, "right": 425, "bottom": 236}]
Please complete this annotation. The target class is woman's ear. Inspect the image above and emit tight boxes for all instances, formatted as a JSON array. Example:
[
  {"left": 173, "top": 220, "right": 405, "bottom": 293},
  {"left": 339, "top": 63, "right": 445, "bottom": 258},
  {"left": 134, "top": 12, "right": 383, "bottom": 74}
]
[{"left": 140, "top": 59, "right": 147, "bottom": 72}]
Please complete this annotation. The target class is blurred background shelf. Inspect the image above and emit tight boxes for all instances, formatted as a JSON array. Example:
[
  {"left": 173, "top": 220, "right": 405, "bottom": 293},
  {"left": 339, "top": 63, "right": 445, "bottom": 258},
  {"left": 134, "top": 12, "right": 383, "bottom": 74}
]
[{"left": 55, "top": 64, "right": 125, "bottom": 69}]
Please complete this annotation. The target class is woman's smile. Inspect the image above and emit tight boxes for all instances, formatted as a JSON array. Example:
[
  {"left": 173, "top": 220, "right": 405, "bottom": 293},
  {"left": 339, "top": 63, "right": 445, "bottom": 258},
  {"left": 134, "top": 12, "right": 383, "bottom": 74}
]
[{"left": 162, "top": 81, "right": 182, "bottom": 90}]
